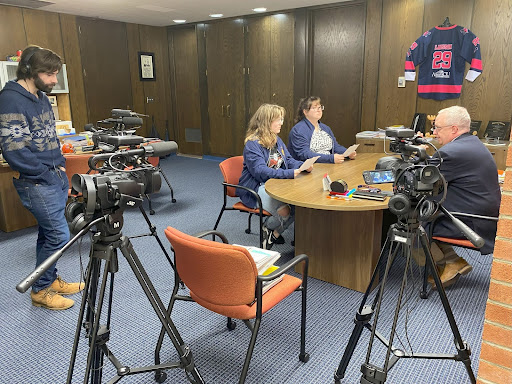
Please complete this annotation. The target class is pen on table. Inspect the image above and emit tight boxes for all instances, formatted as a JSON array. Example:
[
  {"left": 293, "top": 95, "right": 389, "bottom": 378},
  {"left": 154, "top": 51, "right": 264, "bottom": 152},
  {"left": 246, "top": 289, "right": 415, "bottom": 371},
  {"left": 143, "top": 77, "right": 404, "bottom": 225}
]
[
  {"left": 346, "top": 188, "right": 356, "bottom": 197},
  {"left": 327, "top": 195, "right": 352, "bottom": 201}
]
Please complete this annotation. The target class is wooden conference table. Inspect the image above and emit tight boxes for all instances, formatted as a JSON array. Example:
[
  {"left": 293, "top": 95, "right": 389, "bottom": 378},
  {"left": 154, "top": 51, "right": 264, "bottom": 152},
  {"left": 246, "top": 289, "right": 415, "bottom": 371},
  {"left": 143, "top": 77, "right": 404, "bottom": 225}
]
[{"left": 265, "top": 153, "right": 395, "bottom": 292}]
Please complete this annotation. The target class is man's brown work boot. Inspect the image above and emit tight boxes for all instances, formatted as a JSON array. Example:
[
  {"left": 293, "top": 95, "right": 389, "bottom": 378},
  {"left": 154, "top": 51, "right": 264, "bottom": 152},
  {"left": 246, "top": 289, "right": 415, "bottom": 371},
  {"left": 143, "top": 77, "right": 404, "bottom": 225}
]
[
  {"left": 31, "top": 288, "right": 74, "bottom": 310},
  {"left": 49, "top": 276, "right": 85, "bottom": 295}
]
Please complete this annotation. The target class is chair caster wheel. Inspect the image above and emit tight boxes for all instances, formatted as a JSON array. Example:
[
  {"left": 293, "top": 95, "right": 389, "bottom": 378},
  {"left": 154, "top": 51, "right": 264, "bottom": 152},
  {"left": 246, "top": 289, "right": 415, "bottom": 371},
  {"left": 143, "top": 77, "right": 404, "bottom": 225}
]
[
  {"left": 172, "top": 198, "right": 176, "bottom": 203},
  {"left": 150, "top": 210, "right": 155, "bottom": 215},
  {"left": 227, "top": 321, "right": 236, "bottom": 330},
  {"left": 155, "top": 369, "right": 167, "bottom": 383},
  {"left": 420, "top": 291, "right": 428, "bottom": 299},
  {"left": 299, "top": 352, "right": 310, "bottom": 363},
  {"left": 245, "top": 229, "right": 251, "bottom": 234}
]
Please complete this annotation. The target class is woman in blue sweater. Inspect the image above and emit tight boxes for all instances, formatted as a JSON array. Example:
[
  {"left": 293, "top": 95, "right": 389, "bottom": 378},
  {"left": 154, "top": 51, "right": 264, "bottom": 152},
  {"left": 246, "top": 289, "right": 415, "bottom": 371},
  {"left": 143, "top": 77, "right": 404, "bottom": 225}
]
[
  {"left": 288, "top": 96, "right": 357, "bottom": 163},
  {"left": 238, "top": 104, "right": 312, "bottom": 249}
]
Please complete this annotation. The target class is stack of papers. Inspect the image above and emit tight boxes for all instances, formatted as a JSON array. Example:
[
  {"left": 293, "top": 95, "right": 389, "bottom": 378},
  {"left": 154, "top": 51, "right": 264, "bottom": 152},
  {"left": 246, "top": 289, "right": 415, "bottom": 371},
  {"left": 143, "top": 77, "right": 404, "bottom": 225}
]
[
  {"left": 235, "top": 245, "right": 283, "bottom": 294},
  {"left": 356, "top": 131, "right": 386, "bottom": 138},
  {"left": 261, "top": 265, "right": 283, "bottom": 294},
  {"left": 235, "top": 245, "right": 281, "bottom": 274}
]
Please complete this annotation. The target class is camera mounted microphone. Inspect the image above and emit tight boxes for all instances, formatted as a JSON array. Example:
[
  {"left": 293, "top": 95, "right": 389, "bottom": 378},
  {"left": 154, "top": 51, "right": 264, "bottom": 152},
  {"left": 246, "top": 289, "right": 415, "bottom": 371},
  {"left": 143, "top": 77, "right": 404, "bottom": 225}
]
[
  {"left": 111, "top": 108, "right": 149, "bottom": 118},
  {"left": 99, "top": 116, "right": 144, "bottom": 126},
  {"left": 88, "top": 141, "right": 178, "bottom": 171},
  {"left": 139, "top": 141, "right": 178, "bottom": 157}
]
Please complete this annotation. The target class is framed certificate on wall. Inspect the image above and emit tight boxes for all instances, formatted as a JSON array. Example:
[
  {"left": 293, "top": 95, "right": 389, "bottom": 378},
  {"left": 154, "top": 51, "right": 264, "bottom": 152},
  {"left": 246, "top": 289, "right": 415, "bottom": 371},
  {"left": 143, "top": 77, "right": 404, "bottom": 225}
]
[{"left": 138, "top": 52, "right": 156, "bottom": 81}]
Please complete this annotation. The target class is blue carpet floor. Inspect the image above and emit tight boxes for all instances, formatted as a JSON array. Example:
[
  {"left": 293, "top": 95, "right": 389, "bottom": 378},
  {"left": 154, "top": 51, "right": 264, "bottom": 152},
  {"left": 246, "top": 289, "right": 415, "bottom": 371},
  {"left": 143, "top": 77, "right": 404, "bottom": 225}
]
[{"left": 0, "top": 155, "right": 492, "bottom": 384}]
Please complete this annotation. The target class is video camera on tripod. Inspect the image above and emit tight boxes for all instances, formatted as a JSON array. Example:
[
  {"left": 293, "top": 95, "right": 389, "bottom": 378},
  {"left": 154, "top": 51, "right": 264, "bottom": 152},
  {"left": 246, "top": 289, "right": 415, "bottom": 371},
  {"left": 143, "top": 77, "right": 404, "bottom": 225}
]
[
  {"left": 16, "top": 128, "right": 201, "bottom": 384},
  {"left": 65, "top": 139, "right": 177, "bottom": 235},
  {"left": 373, "top": 128, "right": 442, "bottom": 219},
  {"left": 86, "top": 109, "right": 148, "bottom": 152},
  {"left": 334, "top": 128, "right": 485, "bottom": 384}
]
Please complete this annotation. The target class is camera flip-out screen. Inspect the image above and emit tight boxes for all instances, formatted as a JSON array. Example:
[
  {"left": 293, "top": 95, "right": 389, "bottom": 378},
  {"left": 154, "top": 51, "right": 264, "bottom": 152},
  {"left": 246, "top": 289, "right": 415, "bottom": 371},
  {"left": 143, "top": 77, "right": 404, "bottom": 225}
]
[{"left": 362, "top": 170, "right": 395, "bottom": 185}]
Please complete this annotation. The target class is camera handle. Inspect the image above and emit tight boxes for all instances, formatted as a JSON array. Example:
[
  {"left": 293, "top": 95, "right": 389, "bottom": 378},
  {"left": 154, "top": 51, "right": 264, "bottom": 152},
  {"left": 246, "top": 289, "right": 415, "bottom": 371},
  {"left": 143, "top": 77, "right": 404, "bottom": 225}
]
[
  {"left": 16, "top": 215, "right": 107, "bottom": 293},
  {"left": 333, "top": 219, "right": 476, "bottom": 384}
]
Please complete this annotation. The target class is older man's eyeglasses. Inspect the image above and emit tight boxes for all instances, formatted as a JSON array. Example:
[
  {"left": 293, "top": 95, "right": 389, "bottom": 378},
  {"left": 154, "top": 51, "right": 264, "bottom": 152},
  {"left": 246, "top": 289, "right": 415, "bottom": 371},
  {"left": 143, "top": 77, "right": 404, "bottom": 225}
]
[
  {"left": 433, "top": 124, "right": 453, "bottom": 131},
  {"left": 310, "top": 105, "right": 324, "bottom": 111}
]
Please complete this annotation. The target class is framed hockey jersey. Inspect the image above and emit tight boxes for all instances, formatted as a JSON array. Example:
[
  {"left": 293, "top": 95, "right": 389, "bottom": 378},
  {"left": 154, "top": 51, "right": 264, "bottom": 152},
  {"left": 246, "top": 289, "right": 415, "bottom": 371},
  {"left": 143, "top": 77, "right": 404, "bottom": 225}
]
[{"left": 405, "top": 25, "right": 482, "bottom": 100}]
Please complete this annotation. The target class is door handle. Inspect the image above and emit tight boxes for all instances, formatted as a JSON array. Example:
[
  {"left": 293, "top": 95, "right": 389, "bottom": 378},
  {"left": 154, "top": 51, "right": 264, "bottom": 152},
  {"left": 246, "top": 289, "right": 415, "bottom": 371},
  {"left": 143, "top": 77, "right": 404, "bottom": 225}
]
[
  {"left": 226, "top": 105, "right": 231, "bottom": 118},
  {"left": 221, "top": 105, "right": 225, "bottom": 117}
]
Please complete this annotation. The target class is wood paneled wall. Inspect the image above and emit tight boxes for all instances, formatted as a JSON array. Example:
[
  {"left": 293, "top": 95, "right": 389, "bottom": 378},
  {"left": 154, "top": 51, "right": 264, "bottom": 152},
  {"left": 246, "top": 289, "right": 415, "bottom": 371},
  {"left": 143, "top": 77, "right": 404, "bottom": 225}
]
[
  {"left": 374, "top": 0, "right": 512, "bottom": 133},
  {"left": 1, "top": 0, "right": 511, "bottom": 152},
  {"left": 0, "top": 4, "right": 173, "bottom": 139}
]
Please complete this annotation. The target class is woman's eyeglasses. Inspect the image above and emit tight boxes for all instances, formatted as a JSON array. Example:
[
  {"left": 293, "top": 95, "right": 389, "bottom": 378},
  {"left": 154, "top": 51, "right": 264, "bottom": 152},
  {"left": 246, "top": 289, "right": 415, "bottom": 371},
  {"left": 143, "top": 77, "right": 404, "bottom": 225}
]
[{"left": 310, "top": 105, "right": 324, "bottom": 111}]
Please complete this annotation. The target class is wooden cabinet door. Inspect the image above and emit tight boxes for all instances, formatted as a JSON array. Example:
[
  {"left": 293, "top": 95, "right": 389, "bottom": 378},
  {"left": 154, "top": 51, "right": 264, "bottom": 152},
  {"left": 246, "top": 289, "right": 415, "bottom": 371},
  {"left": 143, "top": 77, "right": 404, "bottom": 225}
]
[
  {"left": 269, "top": 13, "right": 295, "bottom": 140},
  {"left": 205, "top": 20, "right": 245, "bottom": 157},
  {"left": 310, "top": 4, "right": 366, "bottom": 147},
  {"left": 77, "top": 18, "right": 133, "bottom": 126},
  {"left": 170, "top": 27, "right": 202, "bottom": 155},
  {"left": 246, "top": 14, "right": 294, "bottom": 140}
]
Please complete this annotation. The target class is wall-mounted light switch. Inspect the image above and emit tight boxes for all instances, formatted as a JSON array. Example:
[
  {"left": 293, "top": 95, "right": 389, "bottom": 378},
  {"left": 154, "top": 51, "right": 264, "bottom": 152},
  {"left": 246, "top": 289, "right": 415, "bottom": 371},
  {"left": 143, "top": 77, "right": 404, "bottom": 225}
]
[{"left": 398, "top": 76, "right": 406, "bottom": 88}]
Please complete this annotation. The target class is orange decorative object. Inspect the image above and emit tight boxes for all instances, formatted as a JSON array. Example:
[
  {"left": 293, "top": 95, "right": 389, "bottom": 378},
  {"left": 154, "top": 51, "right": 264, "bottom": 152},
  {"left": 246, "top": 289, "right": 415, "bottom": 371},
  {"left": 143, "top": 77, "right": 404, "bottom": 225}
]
[{"left": 62, "top": 143, "right": 74, "bottom": 154}]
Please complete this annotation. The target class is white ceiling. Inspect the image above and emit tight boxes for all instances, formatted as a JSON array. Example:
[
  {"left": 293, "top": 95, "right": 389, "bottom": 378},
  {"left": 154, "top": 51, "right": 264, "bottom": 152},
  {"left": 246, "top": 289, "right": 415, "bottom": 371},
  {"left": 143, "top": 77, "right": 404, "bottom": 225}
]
[{"left": 13, "top": 0, "right": 350, "bottom": 27}]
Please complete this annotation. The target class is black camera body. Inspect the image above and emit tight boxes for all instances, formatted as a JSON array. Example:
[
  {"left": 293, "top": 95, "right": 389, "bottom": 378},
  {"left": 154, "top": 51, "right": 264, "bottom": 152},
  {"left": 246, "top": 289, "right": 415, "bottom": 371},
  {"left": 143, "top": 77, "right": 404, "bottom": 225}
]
[
  {"left": 65, "top": 139, "right": 177, "bottom": 234},
  {"left": 88, "top": 109, "right": 146, "bottom": 152},
  {"left": 376, "top": 128, "right": 441, "bottom": 218}
]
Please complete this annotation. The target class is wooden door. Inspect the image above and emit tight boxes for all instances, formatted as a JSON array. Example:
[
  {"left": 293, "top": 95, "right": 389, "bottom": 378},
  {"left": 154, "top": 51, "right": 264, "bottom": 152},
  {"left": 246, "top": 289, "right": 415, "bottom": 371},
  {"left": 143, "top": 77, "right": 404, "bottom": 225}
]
[
  {"left": 171, "top": 27, "right": 202, "bottom": 155},
  {"left": 77, "top": 18, "right": 133, "bottom": 126},
  {"left": 310, "top": 4, "right": 366, "bottom": 147},
  {"left": 246, "top": 14, "right": 295, "bottom": 139},
  {"left": 205, "top": 20, "right": 245, "bottom": 157}
]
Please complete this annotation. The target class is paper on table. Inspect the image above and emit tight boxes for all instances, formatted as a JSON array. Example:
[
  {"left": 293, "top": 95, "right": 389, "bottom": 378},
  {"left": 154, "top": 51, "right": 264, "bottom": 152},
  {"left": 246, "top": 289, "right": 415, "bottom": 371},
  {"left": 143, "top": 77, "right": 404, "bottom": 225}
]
[
  {"left": 298, "top": 156, "right": 319, "bottom": 172},
  {"left": 343, "top": 144, "right": 359, "bottom": 157}
]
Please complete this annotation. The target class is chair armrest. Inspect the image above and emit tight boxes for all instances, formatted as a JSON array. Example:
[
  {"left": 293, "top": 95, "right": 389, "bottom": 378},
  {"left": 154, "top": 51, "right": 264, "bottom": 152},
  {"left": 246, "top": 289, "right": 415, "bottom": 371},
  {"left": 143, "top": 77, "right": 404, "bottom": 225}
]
[
  {"left": 257, "top": 254, "right": 309, "bottom": 282},
  {"left": 192, "top": 230, "right": 229, "bottom": 243},
  {"left": 222, "top": 182, "right": 265, "bottom": 211}
]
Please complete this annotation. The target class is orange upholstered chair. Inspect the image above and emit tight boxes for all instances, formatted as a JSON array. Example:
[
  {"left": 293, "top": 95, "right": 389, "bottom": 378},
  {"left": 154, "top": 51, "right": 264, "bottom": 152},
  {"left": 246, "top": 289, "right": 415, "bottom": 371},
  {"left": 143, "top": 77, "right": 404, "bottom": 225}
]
[
  {"left": 420, "top": 212, "right": 499, "bottom": 298},
  {"left": 153, "top": 227, "right": 309, "bottom": 384},
  {"left": 214, "top": 156, "right": 271, "bottom": 248}
]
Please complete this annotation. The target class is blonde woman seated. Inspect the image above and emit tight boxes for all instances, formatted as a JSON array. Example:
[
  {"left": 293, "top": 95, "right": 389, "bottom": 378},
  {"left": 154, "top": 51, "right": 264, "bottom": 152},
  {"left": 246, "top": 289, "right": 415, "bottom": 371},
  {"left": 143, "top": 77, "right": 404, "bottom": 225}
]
[
  {"left": 288, "top": 96, "right": 356, "bottom": 163},
  {"left": 238, "top": 104, "right": 312, "bottom": 249}
]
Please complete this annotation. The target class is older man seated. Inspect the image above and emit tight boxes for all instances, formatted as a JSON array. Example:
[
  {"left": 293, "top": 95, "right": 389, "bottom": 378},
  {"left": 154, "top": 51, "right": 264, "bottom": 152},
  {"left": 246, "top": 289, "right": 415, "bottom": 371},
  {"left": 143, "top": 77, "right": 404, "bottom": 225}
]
[{"left": 423, "top": 106, "right": 501, "bottom": 288}]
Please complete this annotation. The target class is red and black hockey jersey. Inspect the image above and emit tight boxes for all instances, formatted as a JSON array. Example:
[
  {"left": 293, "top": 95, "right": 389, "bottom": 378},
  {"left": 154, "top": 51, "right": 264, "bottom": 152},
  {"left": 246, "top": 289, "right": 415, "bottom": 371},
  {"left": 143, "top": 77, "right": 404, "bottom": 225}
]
[{"left": 405, "top": 25, "right": 482, "bottom": 100}]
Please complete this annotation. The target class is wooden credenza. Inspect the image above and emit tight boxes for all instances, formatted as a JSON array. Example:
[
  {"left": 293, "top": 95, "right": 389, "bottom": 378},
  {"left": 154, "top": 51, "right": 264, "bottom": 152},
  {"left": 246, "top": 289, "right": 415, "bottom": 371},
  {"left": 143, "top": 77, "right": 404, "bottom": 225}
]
[
  {"left": 356, "top": 136, "right": 508, "bottom": 170},
  {"left": 0, "top": 164, "right": 37, "bottom": 232}
]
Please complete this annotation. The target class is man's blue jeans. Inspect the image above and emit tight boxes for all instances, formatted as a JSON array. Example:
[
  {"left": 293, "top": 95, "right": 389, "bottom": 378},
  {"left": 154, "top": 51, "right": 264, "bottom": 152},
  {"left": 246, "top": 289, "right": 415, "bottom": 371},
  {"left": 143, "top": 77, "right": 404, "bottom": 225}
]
[{"left": 13, "top": 169, "right": 70, "bottom": 292}]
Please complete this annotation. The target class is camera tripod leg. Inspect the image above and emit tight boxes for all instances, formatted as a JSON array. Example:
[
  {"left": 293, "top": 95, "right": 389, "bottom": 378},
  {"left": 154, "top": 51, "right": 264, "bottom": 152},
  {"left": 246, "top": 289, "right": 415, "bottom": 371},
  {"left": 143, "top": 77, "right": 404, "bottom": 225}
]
[
  {"left": 334, "top": 238, "right": 399, "bottom": 382},
  {"left": 118, "top": 236, "right": 204, "bottom": 383},
  {"left": 158, "top": 165, "right": 176, "bottom": 203},
  {"left": 359, "top": 239, "right": 406, "bottom": 384},
  {"left": 67, "top": 249, "right": 99, "bottom": 384},
  {"left": 67, "top": 232, "right": 204, "bottom": 384},
  {"left": 418, "top": 231, "right": 476, "bottom": 384},
  {"left": 154, "top": 276, "right": 184, "bottom": 368},
  {"left": 83, "top": 253, "right": 115, "bottom": 384}
]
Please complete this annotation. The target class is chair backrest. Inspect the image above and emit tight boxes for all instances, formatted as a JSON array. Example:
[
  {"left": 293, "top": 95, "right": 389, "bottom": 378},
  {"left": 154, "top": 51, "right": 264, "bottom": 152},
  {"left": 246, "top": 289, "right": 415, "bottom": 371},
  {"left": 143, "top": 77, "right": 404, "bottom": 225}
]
[
  {"left": 148, "top": 157, "right": 159, "bottom": 167},
  {"left": 165, "top": 226, "right": 258, "bottom": 306},
  {"left": 64, "top": 153, "right": 95, "bottom": 185},
  {"left": 219, "top": 156, "right": 244, "bottom": 197},
  {"left": 143, "top": 140, "right": 161, "bottom": 167}
]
